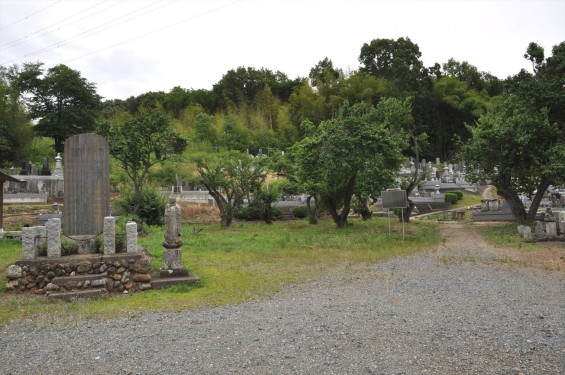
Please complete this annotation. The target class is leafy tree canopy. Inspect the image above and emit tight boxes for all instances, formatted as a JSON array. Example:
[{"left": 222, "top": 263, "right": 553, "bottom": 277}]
[
  {"left": 97, "top": 109, "right": 187, "bottom": 215},
  {"left": 0, "top": 66, "right": 34, "bottom": 166},
  {"left": 190, "top": 151, "right": 266, "bottom": 227},
  {"left": 358, "top": 37, "right": 425, "bottom": 95},
  {"left": 15, "top": 62, "right": 101, "bottom": 153},
  {"left": 462, "top": 93, "right": 564, "bottom": 223},
  {"left": 291, "top": 101, "right": 407, "bottom": 227}
]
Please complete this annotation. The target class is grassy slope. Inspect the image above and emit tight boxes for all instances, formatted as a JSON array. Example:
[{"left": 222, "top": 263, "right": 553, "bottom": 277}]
[{"left": 0, "top": 218, "right": 438, "bottom": 326}]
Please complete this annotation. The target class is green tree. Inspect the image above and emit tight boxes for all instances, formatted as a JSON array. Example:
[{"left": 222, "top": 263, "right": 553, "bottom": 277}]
[
  {"left": 461, "top": 94, "right": 564, "bottom": 224},
  {"left": 16, "top": 62, "right": 101, "bottom": 153},
  {"left": 0, "top": 66, "right": 34, "bottom": 166},
  {"left": 213, "top": 67, "right": 301, "bottom": 111},
  {"left": 193, "top": 112, "right": 218, "bottom": 145},
  {"left": 358, "top": 37, "right": 425, "bottom": 95},
  {"left": 163, "top": 86, "right": 190, "bottom": 119},
  {"left": 309, "top": 57, "right": 341, "bottom": 87},
  {"left": 97, "top": 109, "right": 187, "bottom": 215},
  {"left": 292, "top": 101, "right": 405, "bottom": 228},
  {"left": 191, "top": 151, "right": 265, "bottom": 227},
  {"left": 463, "top": 42, "right": 565, "bottom": 224}
]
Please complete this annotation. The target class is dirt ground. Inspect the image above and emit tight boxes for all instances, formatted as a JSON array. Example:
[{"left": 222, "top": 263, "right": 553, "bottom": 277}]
[{"left": 446, "top": 222, "right": 565, "bottom": 272}]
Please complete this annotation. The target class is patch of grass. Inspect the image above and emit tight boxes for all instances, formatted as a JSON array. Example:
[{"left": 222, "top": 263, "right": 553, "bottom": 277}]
[
  {"left": 0, "top": 218, "right": 438, "bottom": 325},
  {"left": 0, "top": 239, "right": 22, "bottom": 292},
  {"left": 476, "top": 223, "right": 537, "bottom": 250},
  {"left": 451, "top": 192, "right": 483, "bottom": 209}
]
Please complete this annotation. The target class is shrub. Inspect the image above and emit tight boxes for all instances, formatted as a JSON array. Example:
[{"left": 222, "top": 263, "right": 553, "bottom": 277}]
[
  {"left": 61, "top": 239, "right": 79, "bottom": 256},
  {"left": 272, "top": 207, "right": 283, "bottom": 220},
  {"left": 446, "top": 190, "right": 463, "bottom": 200},
  {"left": 235, "top": 204, "right": 282, "bottom": 221},
  {"left": 291, "top": 205, "right": 308, "bottom": 218},
  {"left": 445, "top": 192, "right": 458, "bottom": 204},
  {"left": 116, "top": 188, "right": 166, "bottom": 226},
  {"left": 235, "top": 204, "right": 262, "bottom": 221}
]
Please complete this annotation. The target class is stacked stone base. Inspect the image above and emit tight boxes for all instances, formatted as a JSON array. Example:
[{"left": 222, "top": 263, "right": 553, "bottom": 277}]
[{"left": 5, "top": 252, "right": 152, "bottom": 295}]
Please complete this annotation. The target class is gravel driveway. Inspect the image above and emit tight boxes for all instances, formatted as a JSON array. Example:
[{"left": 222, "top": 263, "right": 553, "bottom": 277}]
[{"left": 1, "top": 224, "right": 564, "bottom": 374}]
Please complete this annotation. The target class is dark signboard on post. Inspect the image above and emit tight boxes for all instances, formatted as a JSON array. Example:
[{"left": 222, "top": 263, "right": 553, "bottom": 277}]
[{"left": 381, "top": 189, "right": 407, "bottom": 209}]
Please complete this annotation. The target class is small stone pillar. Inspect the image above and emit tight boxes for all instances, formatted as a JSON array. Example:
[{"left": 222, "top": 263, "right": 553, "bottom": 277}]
[
  {"left": 126, "top": 221, "right": 138, "bottom": 253},
  {"left": 522, "top": 226, "right": 532, "bottom": 240},
  {"left": 103, "top": 216, "right": 116, "bottom": 255},
  {"left": 46, "top": 218, "right": 61, "bottom": 258},
  {"left": 517, "top": 225, "right": 525, "bottom": 235}
]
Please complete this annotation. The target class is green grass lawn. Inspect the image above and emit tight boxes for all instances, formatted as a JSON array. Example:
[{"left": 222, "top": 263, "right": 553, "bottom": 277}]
[
  {"left": 451, "top": 191, "right": 483, "bottom": 209},
  {"left": 0, "top": 218, "right": 438, "bottom": 326}
]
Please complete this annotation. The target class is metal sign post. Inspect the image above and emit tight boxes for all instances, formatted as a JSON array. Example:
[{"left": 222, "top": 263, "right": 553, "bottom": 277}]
[{"left": 381, "top": 189, "right": 408, "bottom": 240}]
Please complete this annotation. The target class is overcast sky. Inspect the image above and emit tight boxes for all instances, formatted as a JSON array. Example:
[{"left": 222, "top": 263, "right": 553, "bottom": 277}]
[{"left": 1, "top": 0, "right": 563, "bottom": 100}]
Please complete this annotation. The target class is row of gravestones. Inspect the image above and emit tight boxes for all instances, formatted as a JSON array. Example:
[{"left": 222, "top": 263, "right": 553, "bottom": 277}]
[
  {"left": 517, "top": 211, "right": 565, "bottom": 240},
  {"left": 22, "top": 217, "right": 139, "bottom": 259}
]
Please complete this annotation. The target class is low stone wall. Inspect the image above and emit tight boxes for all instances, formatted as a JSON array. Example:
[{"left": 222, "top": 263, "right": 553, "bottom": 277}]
[{"left": 5, "top": 252, "right": 152, "bottom": 295}]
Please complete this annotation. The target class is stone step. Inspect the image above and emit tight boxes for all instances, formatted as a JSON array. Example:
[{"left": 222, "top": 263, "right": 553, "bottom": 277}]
[
  {"left": 278, "top": 206, "right": 296, "bottom": 220},
  {"left": 150, "top": 274, "right": 200, "bottom": 290},
  {"left": 51, "top": 274, "right": 107, "bottom": 288},
  {"left": 47, "top": 288, "right": 108, "bottom": 301}
]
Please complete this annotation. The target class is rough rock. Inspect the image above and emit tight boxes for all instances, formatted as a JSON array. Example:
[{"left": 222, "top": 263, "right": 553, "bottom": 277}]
[{"left": 5, "top": 265, "right": 23, "bottom": 280}]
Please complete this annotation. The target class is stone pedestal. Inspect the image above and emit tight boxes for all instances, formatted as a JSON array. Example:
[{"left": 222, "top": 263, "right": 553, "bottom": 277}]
[{"left": 163, "top": 248, "right": 184, "bottom": 270}]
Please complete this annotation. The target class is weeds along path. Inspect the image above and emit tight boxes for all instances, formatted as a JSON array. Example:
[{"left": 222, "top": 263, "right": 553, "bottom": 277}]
[{"left": 1, "top": 223, "right": 564, "bottom": 374}]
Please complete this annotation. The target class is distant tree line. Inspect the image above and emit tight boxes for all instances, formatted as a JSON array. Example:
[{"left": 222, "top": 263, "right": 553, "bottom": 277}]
[{"left": 1, "top": 37, "right": 563, "bottom": 226}]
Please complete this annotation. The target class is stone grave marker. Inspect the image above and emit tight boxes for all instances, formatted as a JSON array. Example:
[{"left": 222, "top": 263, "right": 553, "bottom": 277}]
[{"left": 63, "top": 133, "right": 110, "bottom": 246}]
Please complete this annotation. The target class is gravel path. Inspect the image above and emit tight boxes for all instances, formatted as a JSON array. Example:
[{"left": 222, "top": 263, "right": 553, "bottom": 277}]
[{"left": 1, "top": 224, "right": 564, "bottom": 375}]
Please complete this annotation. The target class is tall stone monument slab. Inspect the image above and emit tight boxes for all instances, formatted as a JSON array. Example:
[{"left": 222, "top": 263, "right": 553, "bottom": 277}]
[{"left": 63, "top": 133, "right": 110, "bottom": 237}]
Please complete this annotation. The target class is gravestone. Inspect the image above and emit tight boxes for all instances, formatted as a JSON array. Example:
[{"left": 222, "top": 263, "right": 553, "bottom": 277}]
[
  {"left": 558, "top": 211, "right": 565, "bottom": 235},
  {"left": 535, "top": 221, "right": 545, "bottom": 237},
  {"left": 63, "top": 134, "right": 110, "bottom": 238},
  {"left": 545, "top": 222, "right": 557, "bottom": 237},
  {"left": 40, "top": 157, "right": 51, "bottom": 176},
  {"left": 161, "top": 197, "right": 188, "bottom": 276}
]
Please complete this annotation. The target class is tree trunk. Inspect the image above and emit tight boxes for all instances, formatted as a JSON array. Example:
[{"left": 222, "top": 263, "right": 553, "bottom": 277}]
[
  {"left": 400, "top": 199, "right": 415, "bottom": 223},
  {"left": 306, "top": 195, "right": 318, "bottom": 225},
  {"left": 327, "top": 176, "right": 356, "bottom": 228},
  {"left": 132, "top": 185, "right": 143, "bottom": 216},
  {"left": 262, "top": 204, "right": 273, "bottom": 224},
  {"left": 207, "top": 187, "right": 233, "bottom": 227},
  {"left": 325, "top": 199, "right": 347, "bottom": 228},
  {"left": 54, "top": 137, "right": 64, "bottom": 154},
  {"left": 527, "top": 179, "right": 551, "bottom": 222},
  {"left": 497, "top": 185, "right": 528, "bottom": 224},
  {"left": 359, "top": 197, "right": 372, "bottom": 220}
]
